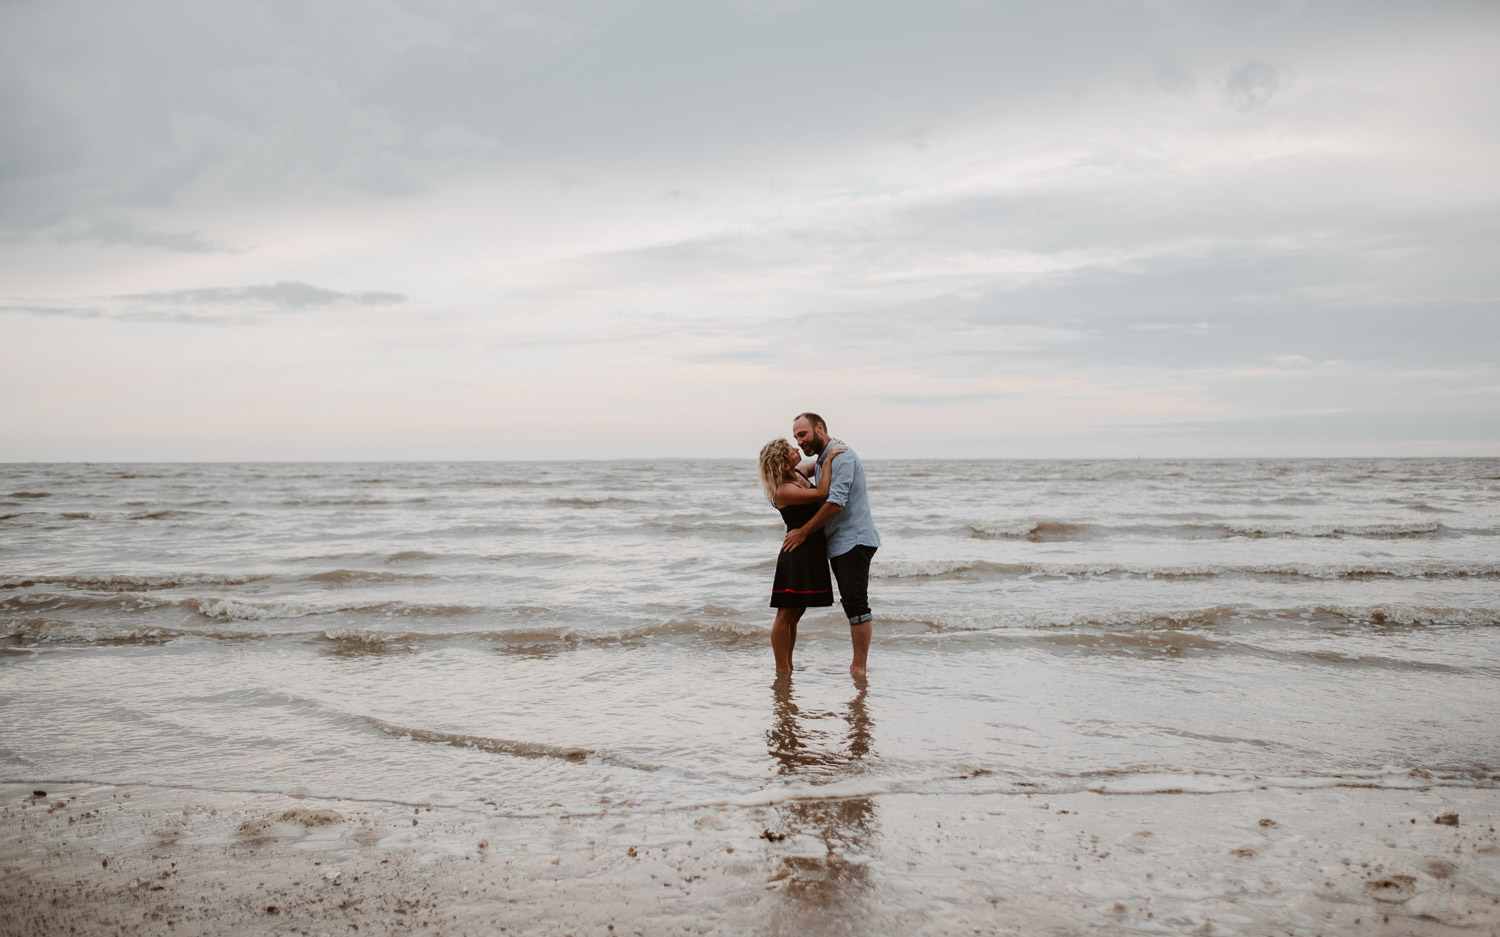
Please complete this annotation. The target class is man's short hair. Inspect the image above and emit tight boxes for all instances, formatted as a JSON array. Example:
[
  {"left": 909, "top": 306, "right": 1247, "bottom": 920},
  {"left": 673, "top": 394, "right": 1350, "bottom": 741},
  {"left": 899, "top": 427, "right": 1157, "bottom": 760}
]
[{"left": 795, "top": 412, "right": 827, "bottom": 433}]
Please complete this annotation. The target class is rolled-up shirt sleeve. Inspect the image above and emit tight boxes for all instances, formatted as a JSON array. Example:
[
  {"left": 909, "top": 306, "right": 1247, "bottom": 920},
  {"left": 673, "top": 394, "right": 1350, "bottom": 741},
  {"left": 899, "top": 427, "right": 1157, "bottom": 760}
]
[{"left": 826, "top": 455, "right": 855, "bottom": 507}]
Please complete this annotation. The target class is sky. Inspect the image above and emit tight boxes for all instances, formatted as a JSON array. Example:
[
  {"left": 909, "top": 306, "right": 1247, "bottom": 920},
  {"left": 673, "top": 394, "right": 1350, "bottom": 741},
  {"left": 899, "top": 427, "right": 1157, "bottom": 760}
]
[{"left": 2, "top": 0, "right": 1497, "bottom": 460}]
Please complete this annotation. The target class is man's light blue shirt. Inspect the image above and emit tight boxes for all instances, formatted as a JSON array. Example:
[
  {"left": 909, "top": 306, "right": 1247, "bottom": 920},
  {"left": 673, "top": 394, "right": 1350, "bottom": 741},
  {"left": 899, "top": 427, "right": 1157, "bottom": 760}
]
[{"left": 813, "top": 438, "right": 880, "bottom": 558}]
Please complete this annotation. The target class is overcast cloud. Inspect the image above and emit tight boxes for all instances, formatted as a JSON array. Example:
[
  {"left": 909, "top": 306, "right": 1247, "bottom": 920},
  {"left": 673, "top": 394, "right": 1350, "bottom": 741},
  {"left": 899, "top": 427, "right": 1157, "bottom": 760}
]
[{"left": 2, "top": 0, "right": 1496, "bottom": 459}]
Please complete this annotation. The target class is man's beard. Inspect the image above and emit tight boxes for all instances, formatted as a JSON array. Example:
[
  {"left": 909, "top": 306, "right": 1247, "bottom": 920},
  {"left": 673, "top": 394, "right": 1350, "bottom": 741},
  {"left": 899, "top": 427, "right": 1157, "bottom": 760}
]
[{"left": 802, "top": 436, "right": 826, "bottom": 456}]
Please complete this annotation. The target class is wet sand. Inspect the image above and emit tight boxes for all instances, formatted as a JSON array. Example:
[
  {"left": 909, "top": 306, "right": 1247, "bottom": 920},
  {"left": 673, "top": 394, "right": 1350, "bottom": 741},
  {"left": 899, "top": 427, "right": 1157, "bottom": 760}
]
[{"left": 4, "top": 781, "right": 1497, "bottom": 936}]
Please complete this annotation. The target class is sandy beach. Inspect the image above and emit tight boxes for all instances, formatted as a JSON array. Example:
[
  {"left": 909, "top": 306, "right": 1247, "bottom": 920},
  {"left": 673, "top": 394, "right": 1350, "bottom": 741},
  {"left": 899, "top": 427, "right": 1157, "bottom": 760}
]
[{"left": 4, "top": 781, "right": 1497, "bottom": 936}]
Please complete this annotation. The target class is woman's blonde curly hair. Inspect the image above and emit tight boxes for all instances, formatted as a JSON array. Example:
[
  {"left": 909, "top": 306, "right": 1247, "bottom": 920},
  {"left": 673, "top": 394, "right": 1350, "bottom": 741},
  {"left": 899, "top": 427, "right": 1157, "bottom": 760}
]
[{"left": 757, "top": 437, "right": 796, "bottom": 506}]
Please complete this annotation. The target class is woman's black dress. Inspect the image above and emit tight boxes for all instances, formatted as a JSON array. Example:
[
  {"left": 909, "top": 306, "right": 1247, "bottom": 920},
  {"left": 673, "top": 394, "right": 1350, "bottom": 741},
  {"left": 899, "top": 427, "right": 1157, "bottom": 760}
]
[{"left": 770, "top": 502, "right": 834, "bottom": 608}]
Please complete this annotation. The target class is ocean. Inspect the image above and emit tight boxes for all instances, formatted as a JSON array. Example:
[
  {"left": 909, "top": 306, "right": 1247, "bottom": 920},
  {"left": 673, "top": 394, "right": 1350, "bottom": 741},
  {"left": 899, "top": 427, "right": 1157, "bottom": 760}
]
[{"left": 3, "top": 458, "right": 1497, "bottom": 816}]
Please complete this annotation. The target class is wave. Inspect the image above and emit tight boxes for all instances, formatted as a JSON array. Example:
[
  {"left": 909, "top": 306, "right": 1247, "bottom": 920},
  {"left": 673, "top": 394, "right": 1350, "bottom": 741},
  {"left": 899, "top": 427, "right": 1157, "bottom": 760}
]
[
  {"left": 1285, "top": 648, "right": 1470, "bottom": 674},
  {"left": 6, "top": 508, "right": 242, "bottom": 524},
  {"left": 0, "top": 572, "right": 271, "bottom": 592},
  {"left": 192, "top": 598, "right": 487, "bottom": 622},
  {"left": 1408, "top": 503, "right": 1459, "bottom": 514},
  {"left": 1, "top": 592, "right": 183, "bottom": 615},
  {"left": 621, "top": 618, "right": 763, "bottom": 642},
  {"left": 1308, "top": 603, "right": 1500, "bottom": 628},
  {"left": 0, "top": 617, "right": 265, "bottom": 645},
  {"left": 880, "top": 603, "right": 1498, "bottom": 639},
  {"left": 2, "top": 611, "right": 766, "bottom": 650},
  {"left": 361, "top": 717, "right": 658, "bottom": 771},
  {"left": 8, "top": 602, "right": 1496, "bottom": 656},
  {"left": 1029, "top": 629, "right": 1225, "bottom": 656},
  {"left": 384, "top": 550, "right": 441, "bottom": 563},
  {"left": 186, "top": 599, "right": 321, "bottom": 620},
  {"left": 875, "top": 559, "right": 1500, "bottom": 581},
  {"left": 1081, "top": 603, "right": 1494, "bottom": 631},
  {"left": 645, "top": 520, "right": 770, "bottom": 534},
  {"left": 317, "top": 629, "right": 433, "bottom": 655},
  {"left": 878, "top": 560, "right": 1029, "bottom": 579},
  {"left": 1225, "top": 521, "right": 1446, "bottom": 539},
  {"left": 6, "top": 491, "right": 51, "bottom": 499},
  {"left": 319, "top": 624, "right": 585, "bottom": 653},
  {"left": 965, "top": 519, "right": 1448, "bottom": 541},
  {"left": 547, "top": 496, "right": 643, "bottom": 507},
  {"left": 1009, "top": 629, "right": 1480, "bottom": 671},
  {"left": 437, "top": 477, "right": 558, "bottom": 488},
  {"left": 1056, "top": 605, "right": 1241, "bottom": 632},
  {"left": 302, "top": 569, "right": 436, "bottom": 585},
  {"left": 1, "top": 617, "right": 494, "bottom": 647},
  {"left": 967, "top": 521, "right": 1090, "bottom": 541},
  {"left": 0, "top": 592, "right": 490, "bottom": 622},
  {"left": 482, "top": 551, "right": 581, "bottom": 567},
  {"left": 281, "top": 498, "right": 429, "bottom": 506}
]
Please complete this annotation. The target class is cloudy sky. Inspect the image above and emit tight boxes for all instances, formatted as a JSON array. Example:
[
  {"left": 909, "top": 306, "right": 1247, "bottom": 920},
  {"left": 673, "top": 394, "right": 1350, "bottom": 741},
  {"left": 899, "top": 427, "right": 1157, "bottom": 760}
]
[{"left": 3, "top": 0, "right": 1497, "bottom": 460}]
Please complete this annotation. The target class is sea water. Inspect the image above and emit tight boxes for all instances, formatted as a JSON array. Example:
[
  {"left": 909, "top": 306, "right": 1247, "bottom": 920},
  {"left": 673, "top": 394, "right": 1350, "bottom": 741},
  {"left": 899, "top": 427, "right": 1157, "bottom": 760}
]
[{"left": 2, "top": 459, "right": 1497, "bottom": 815}]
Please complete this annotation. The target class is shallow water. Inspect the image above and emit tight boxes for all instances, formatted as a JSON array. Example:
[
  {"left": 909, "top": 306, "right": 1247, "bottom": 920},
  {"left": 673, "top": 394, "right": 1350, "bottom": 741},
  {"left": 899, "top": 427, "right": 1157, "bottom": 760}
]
[{"left": 2, "top": 459, "right": 1497, "bottom": 813}]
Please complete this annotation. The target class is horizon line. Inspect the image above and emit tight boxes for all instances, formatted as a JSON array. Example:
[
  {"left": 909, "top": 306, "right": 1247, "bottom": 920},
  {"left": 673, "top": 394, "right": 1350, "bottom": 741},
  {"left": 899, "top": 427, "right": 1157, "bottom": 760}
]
[{"left": 5, "top": 455, "right": 1499, "bottom": 465}]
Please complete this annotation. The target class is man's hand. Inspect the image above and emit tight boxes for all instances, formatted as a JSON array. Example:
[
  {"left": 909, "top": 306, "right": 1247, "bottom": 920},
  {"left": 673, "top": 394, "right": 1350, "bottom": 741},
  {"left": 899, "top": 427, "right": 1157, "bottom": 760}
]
[{"left": 782, "top": 526, "right": 808, "bottom": 553}]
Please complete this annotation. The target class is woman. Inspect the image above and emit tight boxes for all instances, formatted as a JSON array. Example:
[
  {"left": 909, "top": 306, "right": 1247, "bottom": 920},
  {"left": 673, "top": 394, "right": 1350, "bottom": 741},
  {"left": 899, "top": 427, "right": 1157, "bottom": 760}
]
[{"left": 756, "top": 437, "right": 846, "bottom": 673}]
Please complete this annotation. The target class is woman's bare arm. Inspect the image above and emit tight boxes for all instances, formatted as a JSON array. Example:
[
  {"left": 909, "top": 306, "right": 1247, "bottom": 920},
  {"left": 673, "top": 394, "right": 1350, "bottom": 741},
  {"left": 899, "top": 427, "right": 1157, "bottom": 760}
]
[{"left": 773, "top": 447, "right": 846, "bottom": 507}]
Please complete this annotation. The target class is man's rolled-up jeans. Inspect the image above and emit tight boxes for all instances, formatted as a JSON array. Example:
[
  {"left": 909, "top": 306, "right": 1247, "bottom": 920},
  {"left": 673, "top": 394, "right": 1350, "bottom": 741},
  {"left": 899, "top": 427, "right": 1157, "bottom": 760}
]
[{"left": 829, "top": 544, "right": 877, "bottom": 625}]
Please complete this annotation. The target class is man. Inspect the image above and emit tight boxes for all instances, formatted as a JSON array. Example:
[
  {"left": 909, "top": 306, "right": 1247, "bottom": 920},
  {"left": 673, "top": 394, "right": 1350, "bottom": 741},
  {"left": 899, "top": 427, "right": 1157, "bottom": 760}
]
[{"left": 782, "top": 412, "right": 880, "bottom": 676}]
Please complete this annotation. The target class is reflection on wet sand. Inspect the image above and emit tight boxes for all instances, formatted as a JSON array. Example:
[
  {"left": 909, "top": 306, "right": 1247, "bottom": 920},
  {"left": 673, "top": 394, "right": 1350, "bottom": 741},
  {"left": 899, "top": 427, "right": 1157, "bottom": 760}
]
[{"left": 764, "top": 675, "right": 879, "bottom": 933}]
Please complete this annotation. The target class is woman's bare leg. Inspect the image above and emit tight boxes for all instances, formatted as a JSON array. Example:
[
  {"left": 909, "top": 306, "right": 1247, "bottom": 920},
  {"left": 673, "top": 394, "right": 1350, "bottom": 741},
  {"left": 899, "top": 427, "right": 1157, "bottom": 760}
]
[{"left": 771, "top": 607, "right": 804, "bottom": 673}]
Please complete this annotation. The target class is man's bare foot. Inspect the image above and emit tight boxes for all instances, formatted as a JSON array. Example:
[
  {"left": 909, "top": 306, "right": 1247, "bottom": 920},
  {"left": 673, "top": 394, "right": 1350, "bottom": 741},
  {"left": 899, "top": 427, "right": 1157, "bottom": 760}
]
[{"left": 848, "top": 621, "right": 871, "bottom": 679}]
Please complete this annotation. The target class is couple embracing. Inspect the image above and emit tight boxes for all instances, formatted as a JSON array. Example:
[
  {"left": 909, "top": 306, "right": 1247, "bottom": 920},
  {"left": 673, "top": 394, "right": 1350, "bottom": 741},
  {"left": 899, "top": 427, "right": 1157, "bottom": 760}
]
[{"left": 756, "top": 413, "right": 880, "bottom": 677}]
